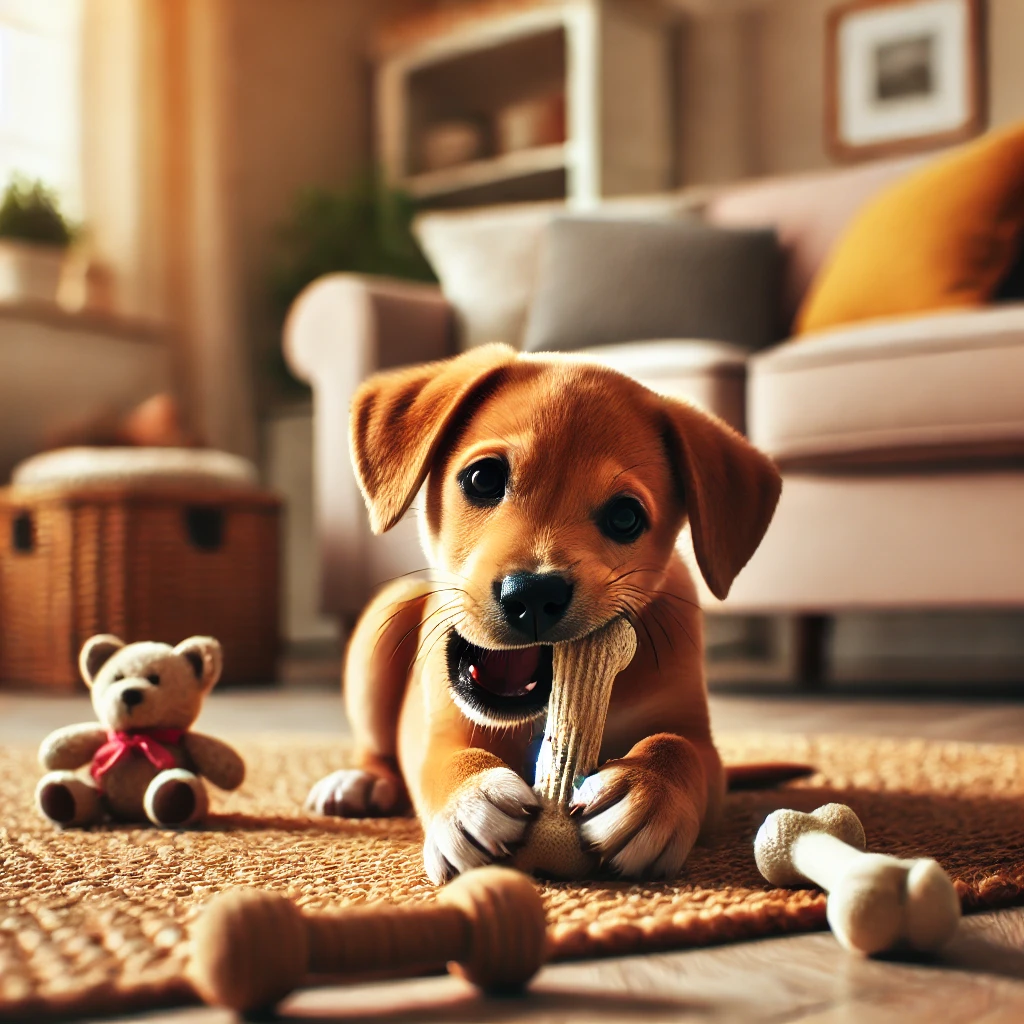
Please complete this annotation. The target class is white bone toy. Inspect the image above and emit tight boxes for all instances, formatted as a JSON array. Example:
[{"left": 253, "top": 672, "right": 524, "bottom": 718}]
[
  {"left": 512, "top": 617, "right": 637, "bottom": 878},
  {"left": 754, "top": 803, "right": 961, "bottom": 954}
]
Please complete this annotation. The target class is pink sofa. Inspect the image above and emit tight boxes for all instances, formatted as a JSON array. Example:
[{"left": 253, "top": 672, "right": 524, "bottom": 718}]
[{"left": 284, "top": 154, "right": 1024, "bottom": 666}]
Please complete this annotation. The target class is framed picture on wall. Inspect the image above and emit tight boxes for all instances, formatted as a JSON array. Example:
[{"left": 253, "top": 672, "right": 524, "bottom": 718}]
[{"left": 826, "top": 0, "right": 985, "bottom": 161}]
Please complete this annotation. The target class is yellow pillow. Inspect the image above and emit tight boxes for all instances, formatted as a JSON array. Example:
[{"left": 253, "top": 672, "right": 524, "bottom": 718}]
[{"left": 797, "top": 122, "right": 1024, "bottom": 335}]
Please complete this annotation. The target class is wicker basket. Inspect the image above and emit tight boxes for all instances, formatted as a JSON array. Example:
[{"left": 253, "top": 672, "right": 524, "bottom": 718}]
[{"left": 0, "top": 483, "right": 280, "bottom": 689}]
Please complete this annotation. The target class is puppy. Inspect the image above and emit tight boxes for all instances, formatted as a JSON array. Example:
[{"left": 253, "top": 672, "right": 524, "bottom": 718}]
[{"left": 307, "top": 344, "right": 783, "bottom": 883}]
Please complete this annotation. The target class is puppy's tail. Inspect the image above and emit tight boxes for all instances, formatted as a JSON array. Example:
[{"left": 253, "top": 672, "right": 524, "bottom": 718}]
[{"left": 725, "top": 762, "right": 815, "bottom": 791}]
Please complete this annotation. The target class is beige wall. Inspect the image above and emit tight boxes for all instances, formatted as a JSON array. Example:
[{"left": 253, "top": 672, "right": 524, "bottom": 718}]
[
  {"left": 678, "top": 11, "right": 760, "bottom": 184},
  {"left": 680, "top": 0, "right": 1024, "bottom": 184},
  {"left": 227, "top": 0, "right": 424, "bottom": 411}
]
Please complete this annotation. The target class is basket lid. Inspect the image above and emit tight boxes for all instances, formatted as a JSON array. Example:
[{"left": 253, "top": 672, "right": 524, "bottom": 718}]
[{"left": 11, "top": 447, "right": 259, "bottom": 492}]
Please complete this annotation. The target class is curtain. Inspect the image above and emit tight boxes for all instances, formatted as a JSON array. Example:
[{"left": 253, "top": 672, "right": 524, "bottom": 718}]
[{"left": 80, "top": 0, "right": 257, "bottom": 459}]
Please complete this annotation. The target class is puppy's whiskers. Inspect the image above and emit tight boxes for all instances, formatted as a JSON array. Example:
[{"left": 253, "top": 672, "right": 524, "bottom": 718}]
[
  {"left": 616, "top": 596, "right": 661, "bottom": 670},
  {"left": 416, "top": 610, "right": 466, "bottom": 664},
  {"left": 603, "top": 563, "right": 666, "bottom": 590},
  {"left": 374, "top": 587, "right": 468, "bottom": 639},
  {"left": 386, "top": 597, "right": 464, "bottom": 663},
  {"left": 646, "top": 587, "right": 702, "bottom": 611},
  {"left": 614, "top": 582, "right": 697, "bottom": 653},
  {"left": 646, "top": 603, "right": 677, "bottom": 654}
]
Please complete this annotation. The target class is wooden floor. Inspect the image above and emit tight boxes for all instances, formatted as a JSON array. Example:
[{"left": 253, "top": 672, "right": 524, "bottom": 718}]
[{"left": 5, "top": 683, "right": 1024, "bottom": 1024}]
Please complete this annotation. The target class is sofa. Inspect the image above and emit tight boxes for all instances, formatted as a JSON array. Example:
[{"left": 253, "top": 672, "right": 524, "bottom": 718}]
[{"left": 284, "top": 152, "right": 1024, "bottom": 677}]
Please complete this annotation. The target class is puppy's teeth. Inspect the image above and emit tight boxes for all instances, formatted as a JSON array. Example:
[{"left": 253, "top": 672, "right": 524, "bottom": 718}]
[{"left": 524, "top": 680, "right": 537, "bottom": 692}]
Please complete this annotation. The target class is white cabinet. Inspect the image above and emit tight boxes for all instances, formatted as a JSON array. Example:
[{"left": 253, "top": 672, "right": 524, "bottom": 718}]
[{"left": 375, "top": 0, "right": 679, "bottom": 207}]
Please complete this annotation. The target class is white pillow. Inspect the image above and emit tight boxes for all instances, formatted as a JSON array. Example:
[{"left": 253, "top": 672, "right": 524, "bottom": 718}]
[{"left": 415, "top": 202, "right": 559, "bottom": 351}]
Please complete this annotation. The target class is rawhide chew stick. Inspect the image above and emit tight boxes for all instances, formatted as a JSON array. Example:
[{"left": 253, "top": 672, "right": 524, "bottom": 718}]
[
  {"left": 188, "top": 866, "right": 547, "bottom": 1012},
  {"left": 513, "top": 617, "right": 637, "bottom": 878},
  {"left": 754, "top": 803, "right": 961, "bottom": 955}
]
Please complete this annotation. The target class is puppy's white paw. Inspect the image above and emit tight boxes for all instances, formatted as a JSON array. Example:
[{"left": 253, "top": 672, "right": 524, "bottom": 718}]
[
  {"left": 305, "top": 769, "right": 399, "bottom": 817},
  {"left": 573, "top": 767, "right": 700, "bottom": 880},
  {"left": 423, "top": 767, "right": 540, "bottom": 884}
]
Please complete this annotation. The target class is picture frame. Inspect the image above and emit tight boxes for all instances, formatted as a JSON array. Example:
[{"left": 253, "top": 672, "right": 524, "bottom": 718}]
[{"left": 826, "top": 0, "right": 985, "bottom": 161}]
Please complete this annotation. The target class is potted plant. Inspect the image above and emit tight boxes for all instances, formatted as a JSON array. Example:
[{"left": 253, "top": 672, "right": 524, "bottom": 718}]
[
  {"left": 0, "top": 176, "right": 77, "bottom": 304},
  {"left": 266, "top": 172, "right": 436, "bottom": 399}
]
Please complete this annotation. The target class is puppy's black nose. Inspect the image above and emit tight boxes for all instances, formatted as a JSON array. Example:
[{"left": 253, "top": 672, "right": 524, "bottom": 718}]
[
  {"left": 121, "top": 688, "right": 144, "bottom": 708},
  {"left": 498, "top": 572, "right": 573, "bottom": 640}
]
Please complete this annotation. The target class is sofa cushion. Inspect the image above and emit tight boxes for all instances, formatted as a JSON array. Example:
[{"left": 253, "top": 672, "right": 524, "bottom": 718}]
[
  {"left": 523, "top": 217, "right": 781, "bottom": 353},
  {"left": 414, "top": 193, "right": 703, "bottom": 352},
  {"left": 12, "top": 446, "right": 259, "bottom": 490},
  {"left": 797, "top": 122, "right": 1024, "bottom": 335},
  {"left": 705, "top": 153, "right": 928, "bottom": 331},
  {"left": 573, "top": 339, "right": 747, "bottom": 432},
  {"left": 748, "top": 306, "right": 1024, "bottom": 466}
]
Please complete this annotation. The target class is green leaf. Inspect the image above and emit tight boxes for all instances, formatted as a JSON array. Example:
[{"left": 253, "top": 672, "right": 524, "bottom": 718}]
[
  {"left": 268, "top": 170, "right": 436, "bottom": 321},
  {"left": 0, "top": 176, "right": 76, "bottom": 246}
]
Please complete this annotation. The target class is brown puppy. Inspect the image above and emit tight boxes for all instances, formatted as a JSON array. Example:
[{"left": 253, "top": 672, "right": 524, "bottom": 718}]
[{"left": 307, "top": 344, "right": 782, "bottom": 883}]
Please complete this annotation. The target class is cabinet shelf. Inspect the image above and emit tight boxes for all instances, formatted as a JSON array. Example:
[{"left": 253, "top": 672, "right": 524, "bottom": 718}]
[
  {"left": 403, "top": 143, "right": 568, "bottom": 198},
  {"left": 376, "top": 0, "right": 678, "bottom": 208}
]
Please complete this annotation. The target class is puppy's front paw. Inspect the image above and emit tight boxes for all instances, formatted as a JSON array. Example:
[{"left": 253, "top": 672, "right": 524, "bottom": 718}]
[
  {"left": 423, "top": 767, "right": 540, "bottom": 884},
  {"left": 572, "top": 763, "right": 702, "bottom": 880},
  {"left": 305, "top": 769, "right": 400, "bottom": 817}
]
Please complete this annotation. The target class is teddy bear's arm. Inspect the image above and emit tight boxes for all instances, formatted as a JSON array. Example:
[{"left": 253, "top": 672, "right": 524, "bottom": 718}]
[
  {"left": 39, "top": 723, "right": 108, "bottom": 771},
  {"left": 183, "top": 733, "right": 246, "bottom": 791}
]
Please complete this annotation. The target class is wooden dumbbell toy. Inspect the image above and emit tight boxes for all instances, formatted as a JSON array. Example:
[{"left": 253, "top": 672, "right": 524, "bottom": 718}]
[
  {"left": 512, "top": 616, "right": 637, "bottom": 878},
  {"left": 188, "top": 865, "right": 547, "bottom": 1012},
  {"left": 754, "top": 803, "right": 961, "bottom": 954}
]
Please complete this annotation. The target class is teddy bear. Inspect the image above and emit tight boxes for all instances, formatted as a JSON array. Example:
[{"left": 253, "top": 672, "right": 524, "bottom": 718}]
[{"left": 35, "top": 634, "right": 245, "bottom": 828}]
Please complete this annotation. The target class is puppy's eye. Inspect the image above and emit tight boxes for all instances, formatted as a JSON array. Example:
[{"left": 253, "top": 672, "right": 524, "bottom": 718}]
[
  {"left": 459, "top": 458, "right": 507, "bottom": 506},
  {"left": 147, "top": 674, "right": 160, "bottom": 686},
  {"left": 600, "top": 496, "right": 647, "bottom": 543}
]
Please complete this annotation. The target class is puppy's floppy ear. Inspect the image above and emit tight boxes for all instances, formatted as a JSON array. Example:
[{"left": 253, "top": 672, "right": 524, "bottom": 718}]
[
  {"left": 350, "top": 343, "right": 517, "bottom": 534},
  {"left": 174, "top": 636, "right": 223, "bottom": 692},
  {"left": 79, "top": 634, "right": 125, "bottom": 687},
  {"left": 662, "top": 399, "right": 781, "bottom": 600}
]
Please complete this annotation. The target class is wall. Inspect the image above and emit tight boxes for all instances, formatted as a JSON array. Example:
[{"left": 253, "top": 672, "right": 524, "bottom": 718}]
[
  {"left": 225, "top": 0, "right": 425, "bottom": 639},
  {"left": 0, "top": 0, "right": 84, "bottom": 213},
  {"left": 679, "top": 0, "right": 1024, "bottom": 184},
  {"left": 227, "top": 0, "right": 425, "bottom": 413},
  {"left": 674, "top": 0, "right": 1024, "bottom": 680},
  {"left": 80, "top": 0, "right": 426, "bottom": 451},
  {"left": 678, "top": 10, "right": 760, "bottom": 184}
]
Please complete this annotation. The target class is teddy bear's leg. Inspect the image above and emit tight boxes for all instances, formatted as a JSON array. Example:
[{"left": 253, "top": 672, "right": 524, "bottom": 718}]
[
  {"left": 36, "top": 771, "right": 103, "bottom": 827},
  {"left": 144, "top": 768, "right": 209, "bottom": 827}
]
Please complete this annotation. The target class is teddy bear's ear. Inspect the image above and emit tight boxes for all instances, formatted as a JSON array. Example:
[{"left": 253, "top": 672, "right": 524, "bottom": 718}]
[
  {"left": 79, "top": 634, "right": 125, "bottom": 687},
  {"left": 174, "top": 636, "right": 223, "bottom": 692}
]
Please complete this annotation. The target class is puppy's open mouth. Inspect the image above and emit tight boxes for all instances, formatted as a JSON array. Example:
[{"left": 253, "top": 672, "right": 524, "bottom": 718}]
[{"left": 446, "top": 630, "right": 553, "bottom": 725}]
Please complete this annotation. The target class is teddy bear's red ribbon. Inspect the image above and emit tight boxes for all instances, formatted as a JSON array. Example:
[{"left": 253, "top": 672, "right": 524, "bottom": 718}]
[{"left": 91, "top": 728, "right": 186, "bottom": 782}]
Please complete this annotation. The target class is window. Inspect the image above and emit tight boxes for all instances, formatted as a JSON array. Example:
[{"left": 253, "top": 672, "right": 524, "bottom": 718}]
[{"left": 0, "top": 0, "right": 82, "bottom": 215}]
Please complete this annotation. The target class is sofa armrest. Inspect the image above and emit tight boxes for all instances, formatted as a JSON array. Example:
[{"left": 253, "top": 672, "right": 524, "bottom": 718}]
[{"left": 283, "top": 274, "right": 453, "bottom": 618}]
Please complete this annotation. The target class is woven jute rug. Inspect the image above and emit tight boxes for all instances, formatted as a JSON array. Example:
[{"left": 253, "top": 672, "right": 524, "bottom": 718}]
[{"left": 3, "top": 732, "right": 1024, "bottom": 1020}]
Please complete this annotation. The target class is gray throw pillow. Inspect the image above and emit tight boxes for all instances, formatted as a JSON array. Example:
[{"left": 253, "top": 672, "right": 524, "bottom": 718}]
[{"left": 522, "top": 217, "right": 781, "bottom": 352}]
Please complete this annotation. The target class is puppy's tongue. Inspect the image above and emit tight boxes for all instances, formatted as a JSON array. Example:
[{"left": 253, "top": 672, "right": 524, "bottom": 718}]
[{"left": 469, "top": 646, "right": 542, "bottom": 697}]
